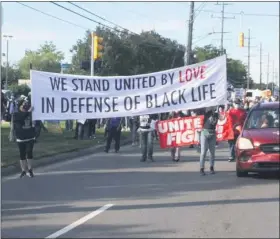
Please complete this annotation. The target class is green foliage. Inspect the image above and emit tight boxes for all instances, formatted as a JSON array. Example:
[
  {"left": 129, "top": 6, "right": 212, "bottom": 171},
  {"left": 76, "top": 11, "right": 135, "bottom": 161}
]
[
  {"left": 1, "top": 65, "right": 23, "bottom": 86},
  {"left": 69, "top": 27, "right": 185, "bottom": 76},
  {"left": 193, "top": 45, "right": 248, "bottom": 87},
  {"left": 18, "top": 41, "right": 64, "bottom": 78},
  {"left": 8, "top": 84, "right": 30, "bottom": 98}
]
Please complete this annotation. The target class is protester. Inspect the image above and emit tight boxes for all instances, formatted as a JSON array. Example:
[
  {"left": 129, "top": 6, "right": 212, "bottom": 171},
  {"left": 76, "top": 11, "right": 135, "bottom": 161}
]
[
  {"left": 104, "top": 117, "right": 123, "bottom": 153},
  {"left": 87, "top": 119, "right": 97, "bottom": 139},
  {"left": 138, "top": 114, "right": 154, "bottom": 162},
  {"left": 13, "top": 97, "right": 35, "bottom": 178},
  {"left": 169, "top": 110, "right": 185, "bottom": 162},
  {"left": 199, "top": 107, "right": 219, "bottom": 175},
  {"left": 227, "top": 99, "right": 247, "bottom": 162},
  {"left": 129, "top": 116, "right": 139, "bottom": 146}
]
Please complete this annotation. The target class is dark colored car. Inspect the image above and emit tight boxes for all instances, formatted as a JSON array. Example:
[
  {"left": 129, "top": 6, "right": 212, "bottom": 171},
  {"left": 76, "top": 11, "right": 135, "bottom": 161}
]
[{"left": 235, "top": 102, "right": 280, "bottom": 177}]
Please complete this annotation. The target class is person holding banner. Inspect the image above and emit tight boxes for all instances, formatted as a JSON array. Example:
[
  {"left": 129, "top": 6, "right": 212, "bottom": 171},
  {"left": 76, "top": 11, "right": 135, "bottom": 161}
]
[
  {"left": 227, "top": 99, "right": 247, "bottom": 162},
  {"left": 199, "top": 107, "right": 219, "bottom": 175},
  {"left": 104, "top": 117, "right": 123, "bottom": 153},
  {"left": 13, "top": 98, "right": 35, "bottom": 178},
  {"left": 138, "top": 114, "right": 154, "bottom": 162},
  {"left": 168, "top": 111, "right": 185, "bottom": 162}
]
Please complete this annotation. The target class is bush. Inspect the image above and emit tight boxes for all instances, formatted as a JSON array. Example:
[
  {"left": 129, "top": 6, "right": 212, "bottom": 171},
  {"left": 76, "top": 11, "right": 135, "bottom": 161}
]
[{"left": 8, "top": 84, "right": 31, "bottom": 98}]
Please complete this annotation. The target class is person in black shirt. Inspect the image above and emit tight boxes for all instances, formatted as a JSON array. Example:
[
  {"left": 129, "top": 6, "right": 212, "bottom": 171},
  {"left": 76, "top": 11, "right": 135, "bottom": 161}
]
[
  {"left": 199, "top": 107, "right": 219, "bottom": 175},
  {"left": 13, "top": 98, "right": 35, "bottom": 178}
]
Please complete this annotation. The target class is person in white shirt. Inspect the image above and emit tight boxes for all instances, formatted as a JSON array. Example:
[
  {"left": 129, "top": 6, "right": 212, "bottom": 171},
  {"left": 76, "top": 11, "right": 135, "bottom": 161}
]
[{"left": 138, "top": 114, "right": 154, "bottom": 162}]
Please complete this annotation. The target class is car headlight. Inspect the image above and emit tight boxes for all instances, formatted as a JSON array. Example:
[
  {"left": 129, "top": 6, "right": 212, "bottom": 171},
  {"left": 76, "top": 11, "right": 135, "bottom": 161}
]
[{"left": 237, "top": 137, "right": 254, "bottom": 150}]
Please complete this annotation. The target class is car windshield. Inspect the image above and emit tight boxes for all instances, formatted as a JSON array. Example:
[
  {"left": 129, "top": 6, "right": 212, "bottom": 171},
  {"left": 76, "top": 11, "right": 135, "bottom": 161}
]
[{"left": 244, "top": 108, "right": 279, "bottom": 129}]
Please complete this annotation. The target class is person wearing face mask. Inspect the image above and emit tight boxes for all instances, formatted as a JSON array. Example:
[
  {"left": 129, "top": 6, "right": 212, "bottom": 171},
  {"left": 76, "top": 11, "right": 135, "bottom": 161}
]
[
  {"left": 168, "top": 110, "right": 185, "bottom": 162},
  {"left": 199, "top": 106, "right": 219, "bottom": 175},
  {"left": 227, "top": 99, "right": 247, "bottom": 162},
  {"left": 13, "top": 98, "right": 35, "bottom": 178}
]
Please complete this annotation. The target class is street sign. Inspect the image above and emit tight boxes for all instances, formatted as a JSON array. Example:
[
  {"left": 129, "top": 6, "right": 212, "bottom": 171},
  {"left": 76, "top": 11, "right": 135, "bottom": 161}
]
[{"left": 61, "top": 63, "right": 71, "bottom": 69}]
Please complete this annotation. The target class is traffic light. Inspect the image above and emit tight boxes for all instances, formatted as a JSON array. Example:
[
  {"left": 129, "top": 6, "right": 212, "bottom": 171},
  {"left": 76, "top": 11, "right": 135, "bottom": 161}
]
[
  {"left": 93, "top": 34, "right": 104, "bottom": 60},
  {"left": 239, "top": 32, "right": 244, "bottom": 47}
]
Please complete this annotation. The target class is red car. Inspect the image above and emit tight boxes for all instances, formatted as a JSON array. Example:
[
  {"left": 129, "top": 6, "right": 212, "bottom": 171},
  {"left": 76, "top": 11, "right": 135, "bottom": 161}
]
[{"left": 235, "top": 102, "right": 280, "bottom": 177}]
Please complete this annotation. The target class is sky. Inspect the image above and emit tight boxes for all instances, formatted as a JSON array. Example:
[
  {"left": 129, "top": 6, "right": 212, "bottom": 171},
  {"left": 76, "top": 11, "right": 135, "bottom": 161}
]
[{"left": 1, "top": 1, "right": 279, "bottom": 86}]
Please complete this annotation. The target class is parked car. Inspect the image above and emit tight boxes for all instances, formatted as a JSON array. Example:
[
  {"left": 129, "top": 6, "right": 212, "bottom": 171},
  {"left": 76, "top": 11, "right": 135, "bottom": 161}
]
[{"left": 235, "top": 102, "right": 280, "bottom": 177}]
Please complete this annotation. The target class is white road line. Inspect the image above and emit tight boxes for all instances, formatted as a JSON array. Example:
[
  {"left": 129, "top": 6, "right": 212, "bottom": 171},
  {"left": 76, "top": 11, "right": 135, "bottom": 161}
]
[{"left": 45, "top": 204, "right": 114, "bottom": 239}]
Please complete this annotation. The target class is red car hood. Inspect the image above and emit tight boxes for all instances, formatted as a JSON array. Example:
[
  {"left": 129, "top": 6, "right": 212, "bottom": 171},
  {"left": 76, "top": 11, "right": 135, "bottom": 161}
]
[{"left": 242, "top": 128, "right": 280, "bottom": 145}]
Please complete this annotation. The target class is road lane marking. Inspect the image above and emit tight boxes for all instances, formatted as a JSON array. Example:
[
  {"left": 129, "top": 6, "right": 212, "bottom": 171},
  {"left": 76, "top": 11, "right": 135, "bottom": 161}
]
[{"left": 45, "top": 204, "right": 114, "bottom": 239}]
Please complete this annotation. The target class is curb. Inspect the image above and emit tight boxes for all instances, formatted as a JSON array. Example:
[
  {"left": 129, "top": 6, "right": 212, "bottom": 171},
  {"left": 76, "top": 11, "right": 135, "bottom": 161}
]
[{"left": 1, "top": 137, "right": 131, "bottom": 177}]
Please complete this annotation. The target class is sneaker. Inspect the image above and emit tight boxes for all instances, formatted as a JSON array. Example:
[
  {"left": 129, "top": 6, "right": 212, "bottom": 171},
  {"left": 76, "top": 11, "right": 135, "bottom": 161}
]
[
  {"left": 210, "top": 166, "right": 215, "bottom": 174},
  {"left": 140, "top": 158, "right": 146, "bottom": 162},
  {"left": 20, "top": 171, "right": 26, "bottom": 178},
  {"left": 228, "top": 158, "right": 234, "bottom": 162},
  {"left": 200, "top": 168, "right": 206, "bottom": 176},
  {"left": 28, "top": 169, "right": 34, "bottom": 178},
  {"left": 104, "top": 149, "right": 109, "bottom": 153},
  {"left": 148, "top": 156, "right": 154, "bottom": 162}
]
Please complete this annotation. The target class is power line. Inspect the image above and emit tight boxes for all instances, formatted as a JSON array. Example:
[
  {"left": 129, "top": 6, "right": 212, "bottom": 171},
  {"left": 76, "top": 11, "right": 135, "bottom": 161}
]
[
  {"left": 68, "top": 2, "right": 137, "bottom": 35},
  {"left": 51, "top": 2, "right": 180, "bottom": 51},
  {"left": 200, "top": 9, "right": 279, "bottom": 17},
  {"left": 51, "top": 2, "right": 118, "bottom": 32},
  {"left": 17, "top": 2, "right": 88, "bottom": 30}
]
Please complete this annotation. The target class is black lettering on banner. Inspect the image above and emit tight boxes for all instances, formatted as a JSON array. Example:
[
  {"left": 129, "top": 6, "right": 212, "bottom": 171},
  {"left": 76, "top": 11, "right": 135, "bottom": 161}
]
[
  {"left": 112, "top": 97, "right": 118, "bottom": 112},
  {"left": 146, "top": 95, "right": 153, "bottom": 108},
  {"left": 72, "top": 79, "right": 79, "bottom": 91},
  {"left": 202, "top": 84, "right": 208, "bottom": 100},
  {"left": 86, "top": 97, "right": 93, "bottom": 113},
  {"left": 191, "top": 84, "right": 216, "bottom": 102},
  {"left": 149, "top": 76, "right": 156, "bottom": 87},
  {"left": 142, "top": 77, "right": 148, "bottom": 88},
  {"left": 124, "top": 96, "right": 133, "bottom": 111},
  {"left": 50, "top": 77, "right": 67, "bottom": 91},
  {"left": 162, "top": 93, "right": 171, "bottom": 107},
  {"left": 161, "top": 74, "right": 168, "bottom": 85},
  {"left": 168, "top": 72, "right": 175, "bottom": 84},
  {"left": 104, "top": 97, "right": 111, "bottom": 112},
  {"left": 95, "top": 97, "right": 103, "bottom": 112},
  {"left": 103, "top": 80, "right": 110, "bottom": 91},
  {"left": 209, "top": 83, "right": 216, "bottom": 99},
  {"left": 71, "top": 98, "right": 78, "bottom": 113},
  {"left": 178, "top": 89, "right": 187, "bottom": 104},
  {"left": 78, "top": 98, "right": 86, "bottom": 112},
  {"left": 61, "top": 98, "right": 69, "bottom": 113},
  {"left": 134, "top": 95, "right": 141, "bottom": 109},
  {"left": 41, "top": 97, "right": 55, "bottom": 113},
  {"left": 85, "top": 80, "right": 93, "bottom": 91},
  {"left": 170, "top": 91, "right": 178, "bottom": 105}
]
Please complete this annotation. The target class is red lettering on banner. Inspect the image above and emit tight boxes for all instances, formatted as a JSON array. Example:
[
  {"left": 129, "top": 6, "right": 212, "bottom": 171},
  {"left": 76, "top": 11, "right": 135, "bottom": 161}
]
[
  {"left": 178, "top": 65, "right": 207, "bottom": 83},
  {"left": 157, "top": 114, "right": 234, "bottom": 149}
]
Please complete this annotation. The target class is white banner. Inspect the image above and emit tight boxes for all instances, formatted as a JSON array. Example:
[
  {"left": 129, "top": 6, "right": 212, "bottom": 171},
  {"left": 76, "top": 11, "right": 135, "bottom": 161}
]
[{"left": 31, "top": 55, "right": 227, "bottom": 120}]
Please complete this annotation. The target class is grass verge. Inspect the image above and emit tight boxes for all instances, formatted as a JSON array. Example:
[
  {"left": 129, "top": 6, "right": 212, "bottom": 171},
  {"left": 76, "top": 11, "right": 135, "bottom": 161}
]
[{"left": 1, "top": 121, "right": 129, "bottom": 168}]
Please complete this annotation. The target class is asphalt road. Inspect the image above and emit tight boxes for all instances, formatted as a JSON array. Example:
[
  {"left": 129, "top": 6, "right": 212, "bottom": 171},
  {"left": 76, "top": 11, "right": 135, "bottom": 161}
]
[{"left": 2, "top": 142, "right": 279, "bottom": 238}]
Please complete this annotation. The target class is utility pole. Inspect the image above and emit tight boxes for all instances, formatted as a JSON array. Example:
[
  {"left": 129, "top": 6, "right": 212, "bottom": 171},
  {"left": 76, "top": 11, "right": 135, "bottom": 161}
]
[
  {"left": 212, "top": 2, "right": 235, "bottom": 55},
  {"left": 0, "top": 2, "right": 2, "bottom": 89},
  {"left": 259, "top": 43, "right": 262, "bottom": 89},
  {"left": 90, "top": 31, "right": 95, "bottom": 76},
  {"left": 3, "top": 35, "right": 13, "bottom": 90},
  {"left": 247, "top": 29, "right": 251, "bottom": 89},
  {"left": 266, "top": 53, "right": 270, "bottom": 89},
  {"left": 272, "top": 60, "right": 274, "bottom": 93},
  {"left": 185, "top": 1, "right": 194, "bottom": 65}
]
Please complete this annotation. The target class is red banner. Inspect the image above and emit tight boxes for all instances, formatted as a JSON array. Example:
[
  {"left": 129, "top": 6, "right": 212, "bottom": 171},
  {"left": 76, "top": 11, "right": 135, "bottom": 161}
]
[{"left": 156, "top": 114, "right": 234, "bottom": 148}]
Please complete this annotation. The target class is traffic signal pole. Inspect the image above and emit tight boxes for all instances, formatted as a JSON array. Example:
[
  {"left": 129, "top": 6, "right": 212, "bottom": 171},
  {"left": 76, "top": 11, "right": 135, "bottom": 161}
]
[{"left": 90, "top": 31, "right": 95, "bottom": 76}]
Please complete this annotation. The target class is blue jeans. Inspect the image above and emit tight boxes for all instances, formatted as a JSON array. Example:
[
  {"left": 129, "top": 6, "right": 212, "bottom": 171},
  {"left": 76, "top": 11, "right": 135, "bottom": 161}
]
[
  {"left": 200, "top": 131, "right": 216, "bottom": 169},
  {"left": 141, "top": 131, "right": 154, "bottom": 159}
]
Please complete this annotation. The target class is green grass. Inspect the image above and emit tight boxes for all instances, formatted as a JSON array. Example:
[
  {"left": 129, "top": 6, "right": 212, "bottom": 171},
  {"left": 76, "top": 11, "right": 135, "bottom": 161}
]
[{"left": 1, "top": 121, "right": 129, "bottom": 168}]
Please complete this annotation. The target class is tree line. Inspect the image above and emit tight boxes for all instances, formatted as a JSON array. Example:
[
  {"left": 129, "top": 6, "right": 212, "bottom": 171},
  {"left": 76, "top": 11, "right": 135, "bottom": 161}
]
[{"left": 1, "top": 26, "right": 272, "bottom": 93}]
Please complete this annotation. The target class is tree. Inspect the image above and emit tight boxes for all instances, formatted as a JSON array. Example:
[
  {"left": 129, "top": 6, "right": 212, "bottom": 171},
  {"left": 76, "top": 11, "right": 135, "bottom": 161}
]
[
  {"left": 1, "top": 65, "right": 23, "bottom": 87},
  {"left": 18, "top": 42, "right": 64, "bottom": 78},
  {"left": 193, "top": 45, "right": 248, "bottom": 88},
  {"left": 69, "top": 27, "right": 185, "bottom": 76}
]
